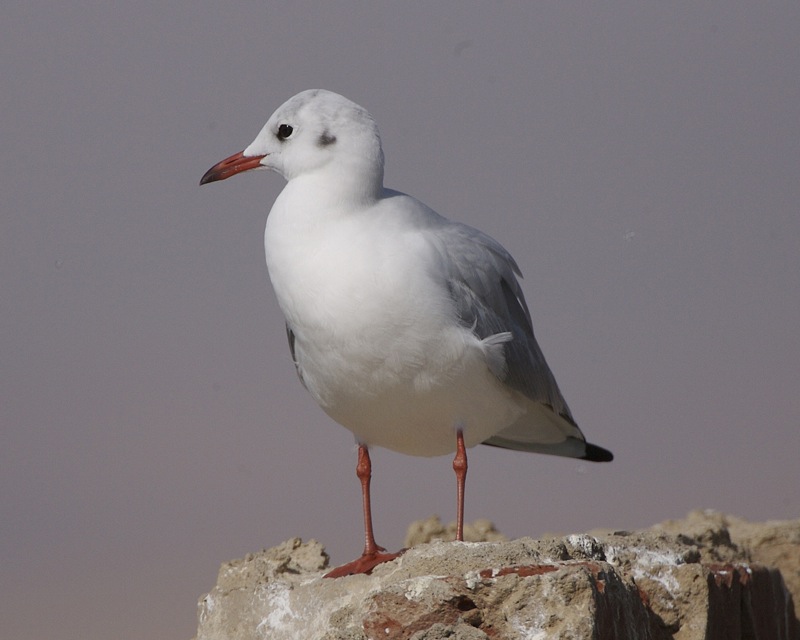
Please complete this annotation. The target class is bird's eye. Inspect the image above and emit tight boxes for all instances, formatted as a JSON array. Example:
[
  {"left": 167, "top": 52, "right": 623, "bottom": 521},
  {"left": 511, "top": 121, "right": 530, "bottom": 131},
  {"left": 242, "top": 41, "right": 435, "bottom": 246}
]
[{"left": 277, "top": 124, "right": 294, "bottom": 140}]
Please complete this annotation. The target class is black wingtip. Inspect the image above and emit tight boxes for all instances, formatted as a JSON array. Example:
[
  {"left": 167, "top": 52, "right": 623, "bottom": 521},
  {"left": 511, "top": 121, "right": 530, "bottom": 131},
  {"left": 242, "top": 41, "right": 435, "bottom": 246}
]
[{"left": 583, "top": 443, "right": 614, "bottom": 462}]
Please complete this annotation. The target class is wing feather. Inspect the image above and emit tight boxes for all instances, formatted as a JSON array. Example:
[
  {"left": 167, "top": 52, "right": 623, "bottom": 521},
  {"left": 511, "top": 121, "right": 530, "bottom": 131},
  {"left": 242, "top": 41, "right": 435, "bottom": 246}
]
[
  {"left": 430, "top": 220, "right": 611, "bottom": 460},
  {"left": 433, "top": 221, "right": 570, "bottom": 413}
]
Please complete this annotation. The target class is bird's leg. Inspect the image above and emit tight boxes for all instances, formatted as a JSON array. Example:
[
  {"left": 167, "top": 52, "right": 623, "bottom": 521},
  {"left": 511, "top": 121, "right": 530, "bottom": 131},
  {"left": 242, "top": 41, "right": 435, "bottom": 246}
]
[
  {"left": 453, "top": 429, "right": 468, "bottom": 542},
  {"left": 324, "top": 444, "right": 404, "bottom": 578},
  {"left": 357, "top": 444, "right": 383, "bottom": 555}
]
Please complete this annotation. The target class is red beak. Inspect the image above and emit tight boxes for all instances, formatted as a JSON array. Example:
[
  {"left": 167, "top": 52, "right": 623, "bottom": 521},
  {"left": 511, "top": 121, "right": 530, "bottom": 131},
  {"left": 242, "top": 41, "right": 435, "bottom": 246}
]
[{"left": 199, "top": 151, "right": 267, "bottom": 185}]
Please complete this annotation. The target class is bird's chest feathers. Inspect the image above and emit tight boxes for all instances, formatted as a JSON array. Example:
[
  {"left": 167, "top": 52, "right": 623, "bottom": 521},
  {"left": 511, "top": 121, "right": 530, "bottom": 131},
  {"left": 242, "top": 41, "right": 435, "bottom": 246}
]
[
  {"left": 265, "top": 203, "right": 462, "bottom": 397},
  {"left": 268, "top": 215, "right": 415, "bottom": 330}
]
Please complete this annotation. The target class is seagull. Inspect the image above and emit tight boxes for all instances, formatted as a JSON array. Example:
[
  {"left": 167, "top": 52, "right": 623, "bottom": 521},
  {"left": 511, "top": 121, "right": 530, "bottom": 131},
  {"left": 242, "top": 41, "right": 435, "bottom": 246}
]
[{"left": 200, "top": 89, "right": 612, "bottom": 577}]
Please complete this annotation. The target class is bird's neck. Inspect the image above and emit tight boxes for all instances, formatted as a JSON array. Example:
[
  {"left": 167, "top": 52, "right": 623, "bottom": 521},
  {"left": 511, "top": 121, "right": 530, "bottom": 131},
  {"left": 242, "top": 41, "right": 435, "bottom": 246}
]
[
  {"left": 283, "top": 142, "right": 385, "bottom": 209},
  {"left": 321, "top": 161, "right": 384, "bottom": 206},
  {"left": 268, "top": 170, "right": 386, "bottom": 241}
]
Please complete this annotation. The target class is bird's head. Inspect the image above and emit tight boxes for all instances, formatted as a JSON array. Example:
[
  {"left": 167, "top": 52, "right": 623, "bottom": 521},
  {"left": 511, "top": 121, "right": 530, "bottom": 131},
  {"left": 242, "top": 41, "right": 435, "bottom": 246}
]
[{"left": 200, "top": 89, "right": 384, "bottom": 196}]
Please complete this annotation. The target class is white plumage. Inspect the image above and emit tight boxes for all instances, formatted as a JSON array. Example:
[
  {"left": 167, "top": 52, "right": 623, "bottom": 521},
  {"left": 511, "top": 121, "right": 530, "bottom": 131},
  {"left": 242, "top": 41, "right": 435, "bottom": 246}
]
[{"left": 200, "top": 89, "right": 611, "bottom": 575}]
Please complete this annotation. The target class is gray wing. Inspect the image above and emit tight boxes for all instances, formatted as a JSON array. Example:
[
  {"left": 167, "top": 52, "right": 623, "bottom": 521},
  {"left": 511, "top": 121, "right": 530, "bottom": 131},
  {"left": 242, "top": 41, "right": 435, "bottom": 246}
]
[{"left": 432, "top": 221, "right": 612, "bottom": 462}]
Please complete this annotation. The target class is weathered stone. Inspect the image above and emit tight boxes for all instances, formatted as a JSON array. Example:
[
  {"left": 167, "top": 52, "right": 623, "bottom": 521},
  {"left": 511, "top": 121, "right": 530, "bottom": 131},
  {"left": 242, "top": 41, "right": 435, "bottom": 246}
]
[
  {"left": 194, "top": 513, "right": 800, "bottom": 640},
  {"left": 404, "top": 515, "right": 508, "bottom": 547}
]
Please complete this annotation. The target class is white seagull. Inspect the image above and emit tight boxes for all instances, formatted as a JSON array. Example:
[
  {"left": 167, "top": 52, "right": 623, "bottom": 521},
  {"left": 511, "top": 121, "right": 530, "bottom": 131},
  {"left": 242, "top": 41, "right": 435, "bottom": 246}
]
[{"left": 200, "top": 89, "right": 612, "bottom": 577}]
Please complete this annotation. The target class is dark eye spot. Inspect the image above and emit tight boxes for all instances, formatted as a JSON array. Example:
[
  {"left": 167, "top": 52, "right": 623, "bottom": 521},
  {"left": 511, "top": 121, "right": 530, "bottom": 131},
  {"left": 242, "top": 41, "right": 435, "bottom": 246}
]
[
  {"left": 317, "top": 130, "right": 336, "bottom": 147},
  {"left": 277, "top": 124, "right": 293, "bottom": 140}
]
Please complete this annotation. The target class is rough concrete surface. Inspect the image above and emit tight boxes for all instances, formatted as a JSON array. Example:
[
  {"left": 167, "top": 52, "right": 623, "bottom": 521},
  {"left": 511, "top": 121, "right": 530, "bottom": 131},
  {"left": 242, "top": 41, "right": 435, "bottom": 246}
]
[{"left": 194, "top": 511, "right": 799, "bottom": 640}]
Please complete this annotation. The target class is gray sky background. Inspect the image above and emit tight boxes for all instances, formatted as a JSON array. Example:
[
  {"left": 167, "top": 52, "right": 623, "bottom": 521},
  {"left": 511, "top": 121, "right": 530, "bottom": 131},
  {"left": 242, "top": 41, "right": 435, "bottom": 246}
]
[{"left": 2, "top": 2, "right": 798, "bottom": 639}]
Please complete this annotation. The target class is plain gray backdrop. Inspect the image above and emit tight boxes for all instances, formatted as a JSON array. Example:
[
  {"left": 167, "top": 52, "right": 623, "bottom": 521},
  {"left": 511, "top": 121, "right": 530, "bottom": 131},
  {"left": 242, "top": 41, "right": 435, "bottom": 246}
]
[{"left": 2, "top": 2, "right": 798, "bottom": 639}]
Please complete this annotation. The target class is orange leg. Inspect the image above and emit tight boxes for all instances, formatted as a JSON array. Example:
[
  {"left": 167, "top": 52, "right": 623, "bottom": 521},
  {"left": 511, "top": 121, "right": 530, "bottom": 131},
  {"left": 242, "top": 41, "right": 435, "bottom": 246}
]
[
  {"left": 324, "top": 445, "right": 403, "bottom": 578},
  {"left": 452, "top": 429, "right": 468, "bottom": 542},
  {"left": 357, "top": 444, "right": 383, "bottom": 555}
]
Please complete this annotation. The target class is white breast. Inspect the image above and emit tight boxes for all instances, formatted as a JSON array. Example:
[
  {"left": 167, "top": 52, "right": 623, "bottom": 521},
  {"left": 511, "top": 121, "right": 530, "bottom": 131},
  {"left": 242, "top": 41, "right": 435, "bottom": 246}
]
[{"left": 264, "top": 185, "right": 525, "bottom": 456}]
